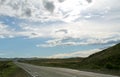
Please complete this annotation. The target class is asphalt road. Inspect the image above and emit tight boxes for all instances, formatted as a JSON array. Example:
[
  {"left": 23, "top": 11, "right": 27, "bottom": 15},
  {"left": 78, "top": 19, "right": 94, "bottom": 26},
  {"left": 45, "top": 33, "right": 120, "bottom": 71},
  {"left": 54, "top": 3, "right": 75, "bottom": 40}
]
[{"left": 15, "top": 62, "right": 119, "bottom": 77}]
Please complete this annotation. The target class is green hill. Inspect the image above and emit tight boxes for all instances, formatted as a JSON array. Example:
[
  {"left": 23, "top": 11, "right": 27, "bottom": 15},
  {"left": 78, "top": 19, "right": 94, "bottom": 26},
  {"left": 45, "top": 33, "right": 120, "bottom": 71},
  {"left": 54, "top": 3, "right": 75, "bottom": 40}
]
[{"left": 80, "top": 43, "right": 120, "bottom": 70}]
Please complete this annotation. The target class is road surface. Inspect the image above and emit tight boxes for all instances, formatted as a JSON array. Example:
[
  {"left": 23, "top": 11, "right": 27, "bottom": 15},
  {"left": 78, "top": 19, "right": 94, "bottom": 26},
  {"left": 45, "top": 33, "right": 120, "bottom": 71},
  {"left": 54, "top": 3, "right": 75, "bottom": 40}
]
[{"left": 15, "top": 62, "right": 119, "bottom": 77}]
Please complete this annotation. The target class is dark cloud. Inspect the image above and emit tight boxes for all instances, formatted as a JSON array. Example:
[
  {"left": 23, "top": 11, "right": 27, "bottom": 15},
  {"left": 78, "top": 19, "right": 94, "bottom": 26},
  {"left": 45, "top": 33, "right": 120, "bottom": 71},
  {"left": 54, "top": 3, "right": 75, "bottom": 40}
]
[
  {"left": 31, "top": 33, "right": 37, "bottom": 36},
  {"left": 58, "top": 0, "right": 65, "bottom": 3},
  {"left": 8, "top": 2, "right": 20, "bottom": 10},
  {"left": 55, "top": 29, "right": 68, "bottom": 34},
  {"left": 23, "top": 8, "right": 32, "bottom": 17},
  {"left": 86, "top": 0, "right": 92, "bottom": 3},
  {"left": 0, "top": 0, "right": 6, "bottom": 4},
  {"left": 44, "top": 1, "right": 55, "bottom": 13}
]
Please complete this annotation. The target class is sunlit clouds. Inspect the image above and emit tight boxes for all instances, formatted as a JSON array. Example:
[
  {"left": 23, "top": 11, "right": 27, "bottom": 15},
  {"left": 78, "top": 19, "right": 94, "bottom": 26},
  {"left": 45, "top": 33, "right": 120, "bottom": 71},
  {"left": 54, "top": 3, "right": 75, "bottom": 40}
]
[{"left": 0, "top": 0, "right": 120, "bottom": 58}]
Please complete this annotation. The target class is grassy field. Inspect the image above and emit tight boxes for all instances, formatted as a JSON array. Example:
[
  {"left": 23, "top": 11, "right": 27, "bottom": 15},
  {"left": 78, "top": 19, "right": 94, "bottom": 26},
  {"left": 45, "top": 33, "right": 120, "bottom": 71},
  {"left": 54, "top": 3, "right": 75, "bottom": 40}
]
[
  {"left": 20, "top": 43, "right": 120, "bottom": 76},
  {"left": 20, "top": 58, "right": 81, "bottom": 69},
  {"left": 0, "top": 61, "right": 30, "bottom": 77},
  {"left": 20, "top": 57, "right": 83, "bottom": 68}
]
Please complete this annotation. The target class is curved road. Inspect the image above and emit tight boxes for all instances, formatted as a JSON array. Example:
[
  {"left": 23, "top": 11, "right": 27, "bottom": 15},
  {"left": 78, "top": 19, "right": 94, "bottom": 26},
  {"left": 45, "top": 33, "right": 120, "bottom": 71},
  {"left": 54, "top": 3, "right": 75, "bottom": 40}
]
[{"left": 15, "top": 62, "right": 119, "bottom": 77}]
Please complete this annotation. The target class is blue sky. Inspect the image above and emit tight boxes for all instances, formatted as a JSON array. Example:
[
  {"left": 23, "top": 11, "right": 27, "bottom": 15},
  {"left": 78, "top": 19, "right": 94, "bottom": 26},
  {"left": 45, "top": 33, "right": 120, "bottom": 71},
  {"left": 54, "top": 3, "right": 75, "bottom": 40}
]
[{"left": 0, "top": 0, "right": 120, "bottom": 58}]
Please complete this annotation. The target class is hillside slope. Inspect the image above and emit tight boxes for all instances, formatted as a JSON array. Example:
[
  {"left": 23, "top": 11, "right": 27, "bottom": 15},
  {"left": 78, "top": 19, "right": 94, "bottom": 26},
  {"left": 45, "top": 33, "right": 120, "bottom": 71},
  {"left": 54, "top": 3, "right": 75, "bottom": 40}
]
[{"left": 80, "top": 43, "right": 120, "bottom": 70}]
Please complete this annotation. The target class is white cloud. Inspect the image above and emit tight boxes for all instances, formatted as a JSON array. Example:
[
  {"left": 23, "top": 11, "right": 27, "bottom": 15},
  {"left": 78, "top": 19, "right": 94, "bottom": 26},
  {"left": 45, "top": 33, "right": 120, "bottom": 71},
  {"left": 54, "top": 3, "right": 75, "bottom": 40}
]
[
  {"left": 34, "top": 21, "right": 120, "bottom": 47},
  {"left": 0, "top": 22, "right": 15, "bottom": 38},
  {"left": 0, "top": 21, "right": 120, "bottom": 47},
  {"left": 48, "top": 49, "right": 101, "bottom": 58},
  {"left": 0, "top": 0, "right": 119, "bottom": 22},
  {"left": 37, "top": 34, "right": 120, "bottom": 47},
  {"left": 19, "top": 21, "right": 120, "bottom": 38}
]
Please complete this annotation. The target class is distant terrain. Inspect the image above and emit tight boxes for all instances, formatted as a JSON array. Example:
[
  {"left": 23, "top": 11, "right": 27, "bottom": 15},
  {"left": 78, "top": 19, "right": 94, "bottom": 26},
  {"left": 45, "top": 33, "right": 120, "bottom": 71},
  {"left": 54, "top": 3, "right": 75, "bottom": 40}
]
[{"left": 20, "top": 43, "right": 120, "bottom": 76}]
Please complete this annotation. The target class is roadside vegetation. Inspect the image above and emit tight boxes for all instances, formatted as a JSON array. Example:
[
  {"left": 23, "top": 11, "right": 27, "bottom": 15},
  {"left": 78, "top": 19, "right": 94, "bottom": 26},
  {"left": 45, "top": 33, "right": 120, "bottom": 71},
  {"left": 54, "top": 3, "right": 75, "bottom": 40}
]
[
  {"left": 0, "top": 61, "right": 30, "bottom": 77},
  {"left": 20, "top": 43, "right": 120, "bottom": 76},
  {"left": 0, "top": 61, "right": 16, "bottom": 77}
]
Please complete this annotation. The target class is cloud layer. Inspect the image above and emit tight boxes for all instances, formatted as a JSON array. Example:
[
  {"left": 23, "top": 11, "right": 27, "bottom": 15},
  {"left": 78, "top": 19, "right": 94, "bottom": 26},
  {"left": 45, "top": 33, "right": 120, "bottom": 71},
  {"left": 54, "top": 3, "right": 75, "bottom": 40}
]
[
  {"left": 0, "top": 0, "right": 119, "bottom": 22},
  {"left": 35, "top": 22, "right": 120, "bottom": 47},
  {"left": 0, "top": 20, "right": 120, "bottom": 47},
  {"left": 48, "top": 49, "right": 100, "bottom": 58},
  {"left": 0, "top": 0, "right": 89, "bottom": 22},
  {"left": 0, "top": 22, "right": 14, "bottom": 38}
]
